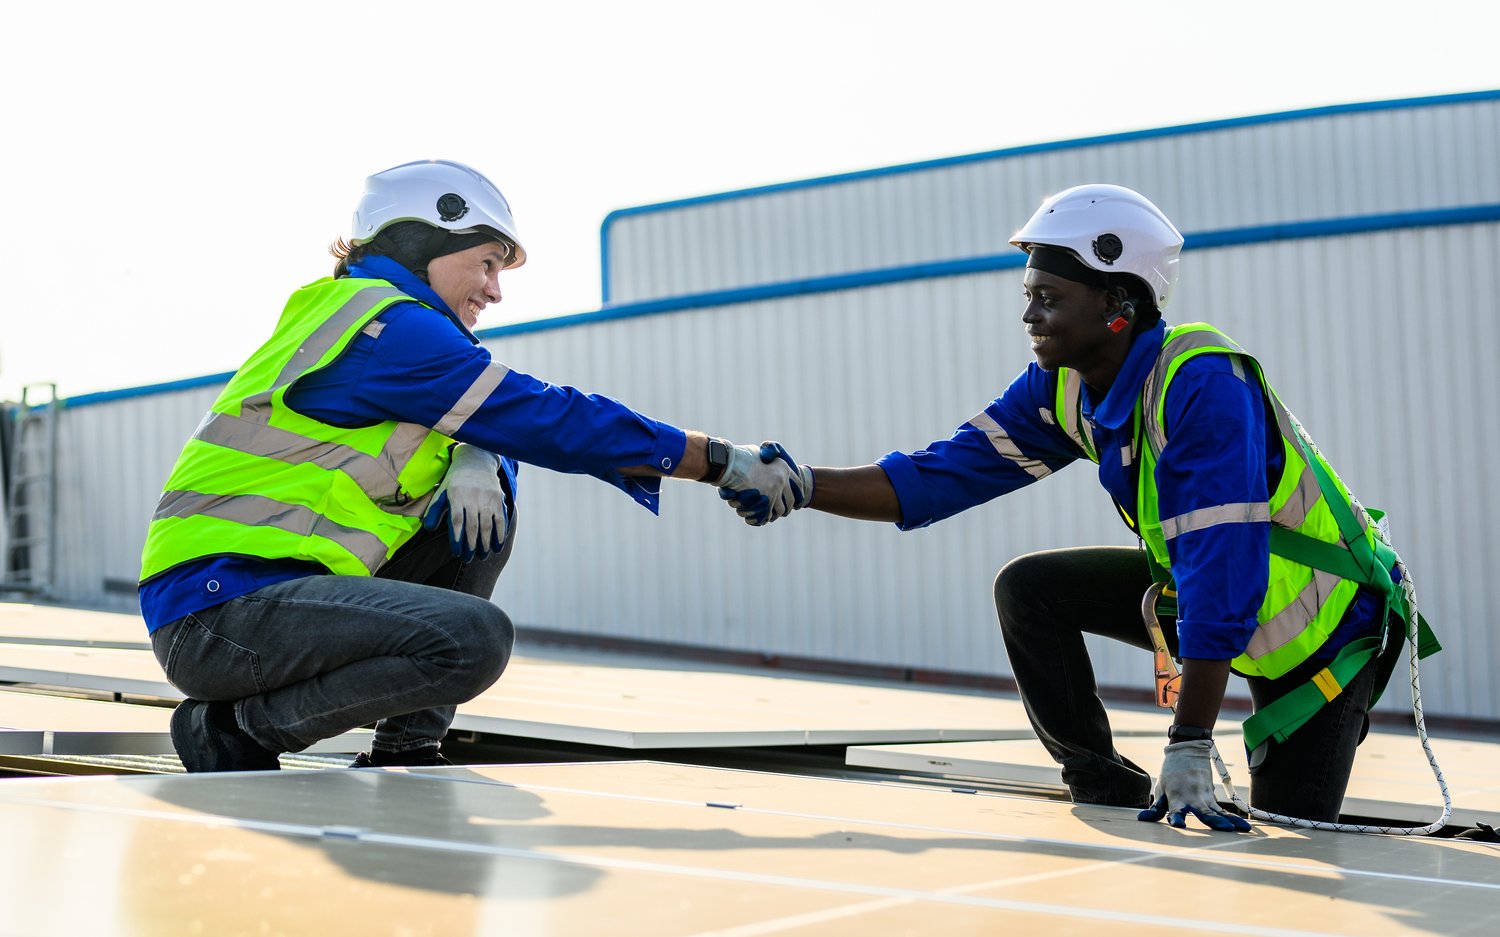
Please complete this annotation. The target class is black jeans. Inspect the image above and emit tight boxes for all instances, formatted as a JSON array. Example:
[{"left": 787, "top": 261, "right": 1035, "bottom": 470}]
[
  {"left": 994, "top": 545, "right": 1375, "bottom": 821},
  {"left": 151, "top": 510, "right": 516, "bottom": 755}
]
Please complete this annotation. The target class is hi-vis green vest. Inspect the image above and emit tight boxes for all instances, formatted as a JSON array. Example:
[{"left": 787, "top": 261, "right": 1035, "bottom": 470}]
[
  {"left": 140, "top": 278, "right": 455, "bottom": 582},
  {"left": 1053, "top": 324, "right": 1415, "bottom": 679}
]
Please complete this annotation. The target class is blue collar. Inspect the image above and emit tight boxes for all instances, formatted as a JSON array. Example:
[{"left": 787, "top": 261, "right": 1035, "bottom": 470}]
[
  {"left": 1082, "top": 320, "right": 1167, "bottom": 431},
  {"left": 346, "top": 255, "right": 478, "bottom": 343}
]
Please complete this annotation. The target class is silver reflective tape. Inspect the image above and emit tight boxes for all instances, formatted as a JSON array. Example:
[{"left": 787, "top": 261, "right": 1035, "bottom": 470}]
[
  {"left": 1142, "top": 359, "right": 1169, "bottom": 457},
  {"left": 152, "top": 490, "right": 389, "bottom": 573},
  {"left": 1062, "top": 371, "right": 1083, "bottom": 430},
  {"left": 375, "top": 422, "right": 445, "bottom": 518},
  {"left": 193, "top": 412, "right": 398, "bottom": 495},
  {"left": 362, "top": 321, "right": 386, "bottom": 339},
  {"left": 1161, "top": 502, "right": 1270, "bottom": 540},
  {"left": 1270, "top": 462, "right": 1321, "bottom": 529},
  {"left": 1245, "top": 567, "right": 1342, "bottom": 659},
  {"left": 435, "top": 362, "right": 510, "bottom": 436},
  {"left": 1268, "top": 392, "right": 1301, "bottom": 446},
  {"left": 969, "top": 411, "right": 1051, "bottom": 480},
  {"left": 379, "top": 421, "right": 439, "bottom": 473},
  {"left": 239, "top": 390, "right": 276, "bottom": 424},
  {"left": 1266, "top": 397, "right": 1336, "bottom": 531},
  {"left": 1142, "top": 328, "right": 1249, "bottom": 457},
  {"left": 271, "top": 287, "right": 406, "bottom": 388},
  {"left": 1058, "top": 371, "right": 1095, "bottom": 457}
]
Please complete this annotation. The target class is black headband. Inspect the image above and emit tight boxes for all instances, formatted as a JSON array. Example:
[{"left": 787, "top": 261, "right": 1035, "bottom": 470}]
[
  {"left": 1024, "top": 245, "right": 1109, "bottom": 290},
  {"left": 372, "top": 222, "right": 503, "bottom": 281}
]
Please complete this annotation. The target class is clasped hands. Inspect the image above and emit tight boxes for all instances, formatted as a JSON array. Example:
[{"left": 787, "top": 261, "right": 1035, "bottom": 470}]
[{"left": 715, "top": 441, "right": 813, "bottom": 526}]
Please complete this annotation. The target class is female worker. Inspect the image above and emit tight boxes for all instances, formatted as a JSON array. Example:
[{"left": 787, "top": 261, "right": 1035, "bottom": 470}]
[{"left": 142, "top": 159, "right": 803, "bottom": 771}]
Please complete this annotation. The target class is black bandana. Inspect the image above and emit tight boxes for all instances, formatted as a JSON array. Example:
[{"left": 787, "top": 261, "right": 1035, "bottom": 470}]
[{"left": 1024, "top": 245, "right": 1109, "bottom": 290}]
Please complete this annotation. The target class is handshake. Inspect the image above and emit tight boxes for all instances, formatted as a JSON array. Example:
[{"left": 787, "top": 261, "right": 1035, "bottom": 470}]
[{"left": 712, "top": 441, "right": 814, "bottom": 527}]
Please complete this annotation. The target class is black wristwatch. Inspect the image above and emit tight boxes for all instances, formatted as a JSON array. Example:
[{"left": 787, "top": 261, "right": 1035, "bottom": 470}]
[
  {"left": 701, "top": 437, "right": 732, "bottom": 483},
  {"left": 1167, "top": 724, "right": 1213, "bottom": 743}
]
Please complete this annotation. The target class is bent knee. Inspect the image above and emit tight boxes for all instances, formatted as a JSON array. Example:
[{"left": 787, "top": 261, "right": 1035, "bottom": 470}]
[
  {"left": 994, "top": 552, "right": 1047, "bottom": 607},
  {"left": 449, "top": 601, "right": 513, "bottom": 699}
]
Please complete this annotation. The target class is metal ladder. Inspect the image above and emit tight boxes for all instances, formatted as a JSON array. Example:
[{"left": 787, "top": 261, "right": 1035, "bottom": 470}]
[{"left": 3, "top": 383, "right": 60, "bottom": 598}]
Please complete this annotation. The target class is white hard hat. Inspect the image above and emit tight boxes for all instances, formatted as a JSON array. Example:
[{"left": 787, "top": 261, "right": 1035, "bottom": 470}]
[
  {"left": 1010, "top": 184, "right": 1182, "bottom": 308},
  {"left": 353, "top": 159, "right": 527, "bottom": 269}
]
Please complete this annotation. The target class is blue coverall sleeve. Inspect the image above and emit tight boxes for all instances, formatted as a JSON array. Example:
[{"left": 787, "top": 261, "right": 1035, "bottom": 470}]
[
  {"left": 1155, "top": 357, "right": 1272, "bottom": 659},
  {"left": 877, "top": 365, "right": 1083, "bottom": 529},
  {"left": 291, "top": 302, "right": 687, "bottom": 513}
]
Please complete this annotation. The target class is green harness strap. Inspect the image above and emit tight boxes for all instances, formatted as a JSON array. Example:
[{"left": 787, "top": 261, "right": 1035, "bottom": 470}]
[{"left": 1239, "top": 435, "right": 1440, "bottom": 755}]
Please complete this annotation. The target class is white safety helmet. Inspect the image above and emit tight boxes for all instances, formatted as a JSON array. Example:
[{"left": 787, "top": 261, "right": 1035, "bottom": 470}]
[
  {"left": 1010, "top": 184, "right": 1182, "bottom": 308},
  {"left": 352, "top": 159, "right": 526, "bottom": 269}
]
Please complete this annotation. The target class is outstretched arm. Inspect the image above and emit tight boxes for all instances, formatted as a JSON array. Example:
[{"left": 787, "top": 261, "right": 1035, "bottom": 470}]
[
  {"left": 800, "top": 465, "right": 901, "bottom": 523},
  {"left": 619, "top": 430, "right": 716, "bottom": 481}
]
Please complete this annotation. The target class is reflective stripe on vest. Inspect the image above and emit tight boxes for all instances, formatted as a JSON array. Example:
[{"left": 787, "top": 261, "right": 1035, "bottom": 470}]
[
  {"left": 152, "top": 489, "right": 392, "bottom": 572},
  {"left": 1052, "top": 370, "right": 1098, "bottom": 462},
  {"left": 189, "top": 410, "right": 431, "bottom": 511},
  {"left": 1051, "top": 323, "right": 1376, "bottom": 679},
  {"left": 140, "top": 279, "right": 462, "bottom": 581}
]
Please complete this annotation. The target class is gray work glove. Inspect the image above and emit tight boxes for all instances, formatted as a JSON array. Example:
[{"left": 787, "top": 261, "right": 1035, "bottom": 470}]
[
  {"left": 422, "top": 444, "right": 509, "bottom": 562},
  {"left": 1137, "top": 739, "right": 1251, "bottom": 833}
]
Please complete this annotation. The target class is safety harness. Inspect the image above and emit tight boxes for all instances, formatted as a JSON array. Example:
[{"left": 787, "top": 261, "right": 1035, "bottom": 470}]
[{"left": 1055, "top": 324, "right": 1440, "bottom": 756}]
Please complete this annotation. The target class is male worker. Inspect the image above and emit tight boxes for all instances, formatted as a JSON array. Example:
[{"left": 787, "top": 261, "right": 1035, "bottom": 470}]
[
  {"left": 141, "top": 159, "right": 804, "bottom": 772},
  {"left": 726, "top": 184, "right": 1426, "bottom": 831}
]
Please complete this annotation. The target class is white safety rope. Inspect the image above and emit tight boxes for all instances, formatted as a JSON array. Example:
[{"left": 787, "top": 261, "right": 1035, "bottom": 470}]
[{"left": 1209, "top": 545, "right": 1451, "bottom": 835}]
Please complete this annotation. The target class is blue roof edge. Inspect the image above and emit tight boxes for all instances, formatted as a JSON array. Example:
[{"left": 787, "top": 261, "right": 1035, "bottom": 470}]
[
  {"left": 63, "top": 201, "right": 1500, "bottom": 409},
  {"left": 597, "top": 88, "right": 1500, "bottom": 303}
]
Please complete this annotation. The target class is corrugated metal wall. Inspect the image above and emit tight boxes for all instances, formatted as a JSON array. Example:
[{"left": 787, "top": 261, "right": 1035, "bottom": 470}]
[
  {"left": 49, "top": 385, "right": 224, "bottom": 612},
  {"left": 492, "top": 224, "right": 1498, "bottom": 721},
  {"left": 604, "top": 95, "right": 1500, "bottom": 305},
  {"left": 32, "top": 92, "right": 1498, "bottom": 723},
  {"left": 51, "top": 220, "right": 1498, "bottom": 720}
]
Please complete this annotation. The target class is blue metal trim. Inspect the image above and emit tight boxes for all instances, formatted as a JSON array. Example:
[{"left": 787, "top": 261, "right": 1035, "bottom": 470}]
[
  {"left": 63, "top": 372, "right": 235, "bottom": 408},
  {"left": 598, "top": 89, "right": 1500, "bottom": 302},
  {"left": 1182, "top": 204, "right": 1500, "bottom": 249},
  {"left": 62, "top": 202, "right": 1500, "bottom": 409}
]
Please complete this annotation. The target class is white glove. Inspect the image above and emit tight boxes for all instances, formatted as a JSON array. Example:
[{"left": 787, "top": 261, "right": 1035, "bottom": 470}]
[
  {"left": 715, "top": 441, "right": 813, "bottom": 526},
  {"left": 1136, "top": 739, "right": 1251, "bottom": 832},
  {"left": 422, "top": 444, "right": 509, "bottom": 561}
]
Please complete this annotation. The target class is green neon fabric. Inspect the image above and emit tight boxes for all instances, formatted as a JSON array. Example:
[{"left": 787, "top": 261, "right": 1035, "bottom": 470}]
[
  {"left": 141, "top": 278, "right": 454, "bottom": 580},
  {"left": 1054, "top": 323, "right": 1440, "bottom": 749}
]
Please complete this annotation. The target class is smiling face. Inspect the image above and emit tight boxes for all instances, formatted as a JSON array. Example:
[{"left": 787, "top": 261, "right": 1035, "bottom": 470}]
[
  {"left": 1021, "top": 266, "right": 1132, "bottom": 392},
  {"left": 425, "top": 240, "right": 512, "bottom": 328}
]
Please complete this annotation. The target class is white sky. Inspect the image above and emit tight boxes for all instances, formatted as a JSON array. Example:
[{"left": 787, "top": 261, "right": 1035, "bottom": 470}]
[{"left": 2, "top": 0, "right": 1496, "bottom": 400}]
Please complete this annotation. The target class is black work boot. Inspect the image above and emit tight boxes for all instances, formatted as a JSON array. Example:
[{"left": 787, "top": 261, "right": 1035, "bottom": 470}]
[
  {"left": 170, "top": 699, "right": 281, "bottom": 773},
  {"left": 348, "top": 747, "right": 453, "bottom": 768},
  {"left": 1455, "top": 822, "right": 1500, "bottom": 842}
]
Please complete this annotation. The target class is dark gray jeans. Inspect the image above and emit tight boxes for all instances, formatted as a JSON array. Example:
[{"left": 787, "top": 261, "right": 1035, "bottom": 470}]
[
  {"left": 151, "top": 517, "right": 515, "bottom": 755},
  {"left": 994, "top": 545, "right": 1375, "bottom": 822}
]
